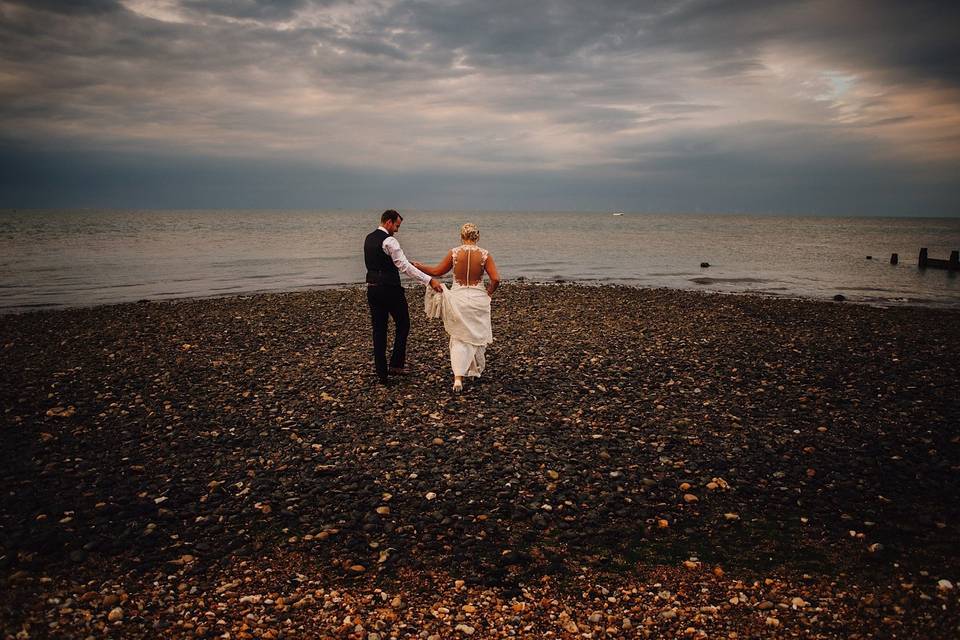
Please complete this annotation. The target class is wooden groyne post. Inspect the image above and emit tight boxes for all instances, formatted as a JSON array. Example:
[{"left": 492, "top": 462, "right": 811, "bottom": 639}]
[{"left": 918, "top": 248, "right": 960, "bottom": 270}]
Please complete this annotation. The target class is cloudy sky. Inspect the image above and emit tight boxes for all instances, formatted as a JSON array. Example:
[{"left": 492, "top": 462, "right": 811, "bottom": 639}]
[{"left": 1, "top": 0, "right": 958, "bottom": 214}]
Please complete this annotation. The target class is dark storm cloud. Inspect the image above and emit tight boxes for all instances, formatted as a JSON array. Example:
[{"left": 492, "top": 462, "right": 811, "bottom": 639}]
[
  {"left": 5, "top": 135, "right": 957, "bottom": 216},
  {"left": 182, "top": 0, "right": 310, "bottom": 21},
  {"left": 5, "top": 0, "right": 959, "bottom": 96},
  {"left": 3, "top": 0, "right": 122, "bottom": 15},
  {"left": 637, "top": 0, "right": 960, "bottom": 85},
  {"left": 801, "top": 0, "right": 960, "bottom": 86},
  {"left": 0, "top": 0, "right": 958, "bottom": 214}
]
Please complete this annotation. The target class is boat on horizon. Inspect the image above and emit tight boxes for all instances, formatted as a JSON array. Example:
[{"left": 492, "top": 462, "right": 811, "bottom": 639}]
[{"left": 612, "top": 212, "right": 625, "bottom": 216}]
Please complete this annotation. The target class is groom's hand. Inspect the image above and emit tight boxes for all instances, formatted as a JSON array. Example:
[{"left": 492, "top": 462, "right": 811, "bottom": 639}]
[{"left": 429, "top": 278, "right": 444, "bottom": 292}]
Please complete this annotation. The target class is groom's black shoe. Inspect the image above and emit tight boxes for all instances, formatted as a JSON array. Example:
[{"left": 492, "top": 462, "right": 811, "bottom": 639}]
[
  {"left": 388, "top": 366, "right": 408, "bottom": 376},
  {"left": 376, "top": 377, "right": 396, "bottom": 387}
]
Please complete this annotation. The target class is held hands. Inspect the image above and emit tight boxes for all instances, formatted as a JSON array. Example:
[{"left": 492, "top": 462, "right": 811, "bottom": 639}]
[{"left": 429, "top": 278, "right": 444, "bottom": 293}]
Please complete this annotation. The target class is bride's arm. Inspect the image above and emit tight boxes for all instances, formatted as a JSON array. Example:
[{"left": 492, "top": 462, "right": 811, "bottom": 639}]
[
  {"left": 412, "top": 251, "right": 453, "bottom": 277},
  {"left": 484, "top": 254, "right": 501, "bottom": 296}
]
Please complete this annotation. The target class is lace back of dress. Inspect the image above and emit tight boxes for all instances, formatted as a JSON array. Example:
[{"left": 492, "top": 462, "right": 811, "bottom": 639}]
[{"left": 453, "top": 245, "right": 487, "bottom": 286}]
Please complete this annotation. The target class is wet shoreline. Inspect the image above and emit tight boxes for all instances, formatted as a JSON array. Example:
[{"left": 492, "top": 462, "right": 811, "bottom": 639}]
[
  {"left": 3, "top": 276, "right": 958, "bottom": 316},
  {"left": 2, "top": 284, "right": 958, "bottom": 637}
]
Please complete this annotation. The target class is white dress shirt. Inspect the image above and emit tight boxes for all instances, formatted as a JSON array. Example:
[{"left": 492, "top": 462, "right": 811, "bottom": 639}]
[{"left": 379, "top": 225, "right": 432, "bottom": 284}]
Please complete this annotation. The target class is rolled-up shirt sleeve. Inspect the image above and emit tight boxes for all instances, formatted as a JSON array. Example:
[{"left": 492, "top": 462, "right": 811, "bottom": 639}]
[{"left": 382, "top": 236, "right": 432, "bottom": 284}]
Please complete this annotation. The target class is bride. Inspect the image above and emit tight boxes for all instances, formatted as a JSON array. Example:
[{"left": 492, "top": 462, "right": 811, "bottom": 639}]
[{"left": 413, "top": 223, "right": 500, "bottom": 392}]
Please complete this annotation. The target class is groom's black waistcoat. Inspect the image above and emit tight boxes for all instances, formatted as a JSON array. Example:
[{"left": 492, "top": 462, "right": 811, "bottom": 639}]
[{"left": 364, "top": 228, "right": 401, "bottom": 286}]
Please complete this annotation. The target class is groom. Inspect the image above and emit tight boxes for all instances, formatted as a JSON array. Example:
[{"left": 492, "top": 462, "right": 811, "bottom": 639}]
[{"left": 364, "top": 210, "right": 443, "bottom": 386}]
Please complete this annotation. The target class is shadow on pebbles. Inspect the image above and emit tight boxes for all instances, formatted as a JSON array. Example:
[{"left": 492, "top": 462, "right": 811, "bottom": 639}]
[{"left": 1, "top": 284, "right": 958, "bottom": 638}]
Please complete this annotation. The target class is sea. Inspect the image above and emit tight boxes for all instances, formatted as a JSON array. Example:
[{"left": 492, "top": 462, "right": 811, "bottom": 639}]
[{"left": 1, "top": 209, "right": 959, "bottom": 313}]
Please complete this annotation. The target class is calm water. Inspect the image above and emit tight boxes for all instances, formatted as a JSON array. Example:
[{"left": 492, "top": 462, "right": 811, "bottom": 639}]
[{"left": 1, "top": 209, "right": 959, "bottom": 313}]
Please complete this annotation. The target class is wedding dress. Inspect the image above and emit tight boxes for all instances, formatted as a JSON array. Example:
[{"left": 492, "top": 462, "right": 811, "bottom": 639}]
[{"left": 424, "top": 245, "right": 493, "bottom": 378}]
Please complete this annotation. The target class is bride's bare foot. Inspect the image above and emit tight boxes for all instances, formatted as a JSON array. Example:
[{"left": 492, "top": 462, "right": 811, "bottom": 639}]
[{"left": 452, "top": 377, "right": 463, "bottom": 392}]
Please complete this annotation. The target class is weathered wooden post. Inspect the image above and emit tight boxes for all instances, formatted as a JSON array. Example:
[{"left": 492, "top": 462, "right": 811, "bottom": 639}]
[
  {"left": 917, "top": 248, "right": 958, "bottom": 269},
  {"left": 890, "top": 253, "right": 898, "bottom": 265}
]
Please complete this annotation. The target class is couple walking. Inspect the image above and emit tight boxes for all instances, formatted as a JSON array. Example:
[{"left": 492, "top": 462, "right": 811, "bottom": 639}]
[{"left": 363, "top": 209, "right": 501, "bottom": 391}]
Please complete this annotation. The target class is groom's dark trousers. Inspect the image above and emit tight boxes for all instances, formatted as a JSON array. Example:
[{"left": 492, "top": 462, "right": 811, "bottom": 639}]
[{"left": 366, "top": 284, "right": 409, "bottom": 382}]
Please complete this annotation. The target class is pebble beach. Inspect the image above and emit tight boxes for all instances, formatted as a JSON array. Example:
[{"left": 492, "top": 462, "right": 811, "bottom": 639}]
[{"left": 2, "top": 283, "right": 959, "bottom": 639}]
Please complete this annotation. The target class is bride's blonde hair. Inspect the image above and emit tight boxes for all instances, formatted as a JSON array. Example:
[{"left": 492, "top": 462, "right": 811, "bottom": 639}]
[{"left": 460, "top": 222, "right": 480, "bottom": 242}]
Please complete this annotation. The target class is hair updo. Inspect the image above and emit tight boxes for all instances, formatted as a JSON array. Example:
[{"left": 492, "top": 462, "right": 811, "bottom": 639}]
[{"left": 460, "top": 222, "right": 480, "bottom": 242}]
